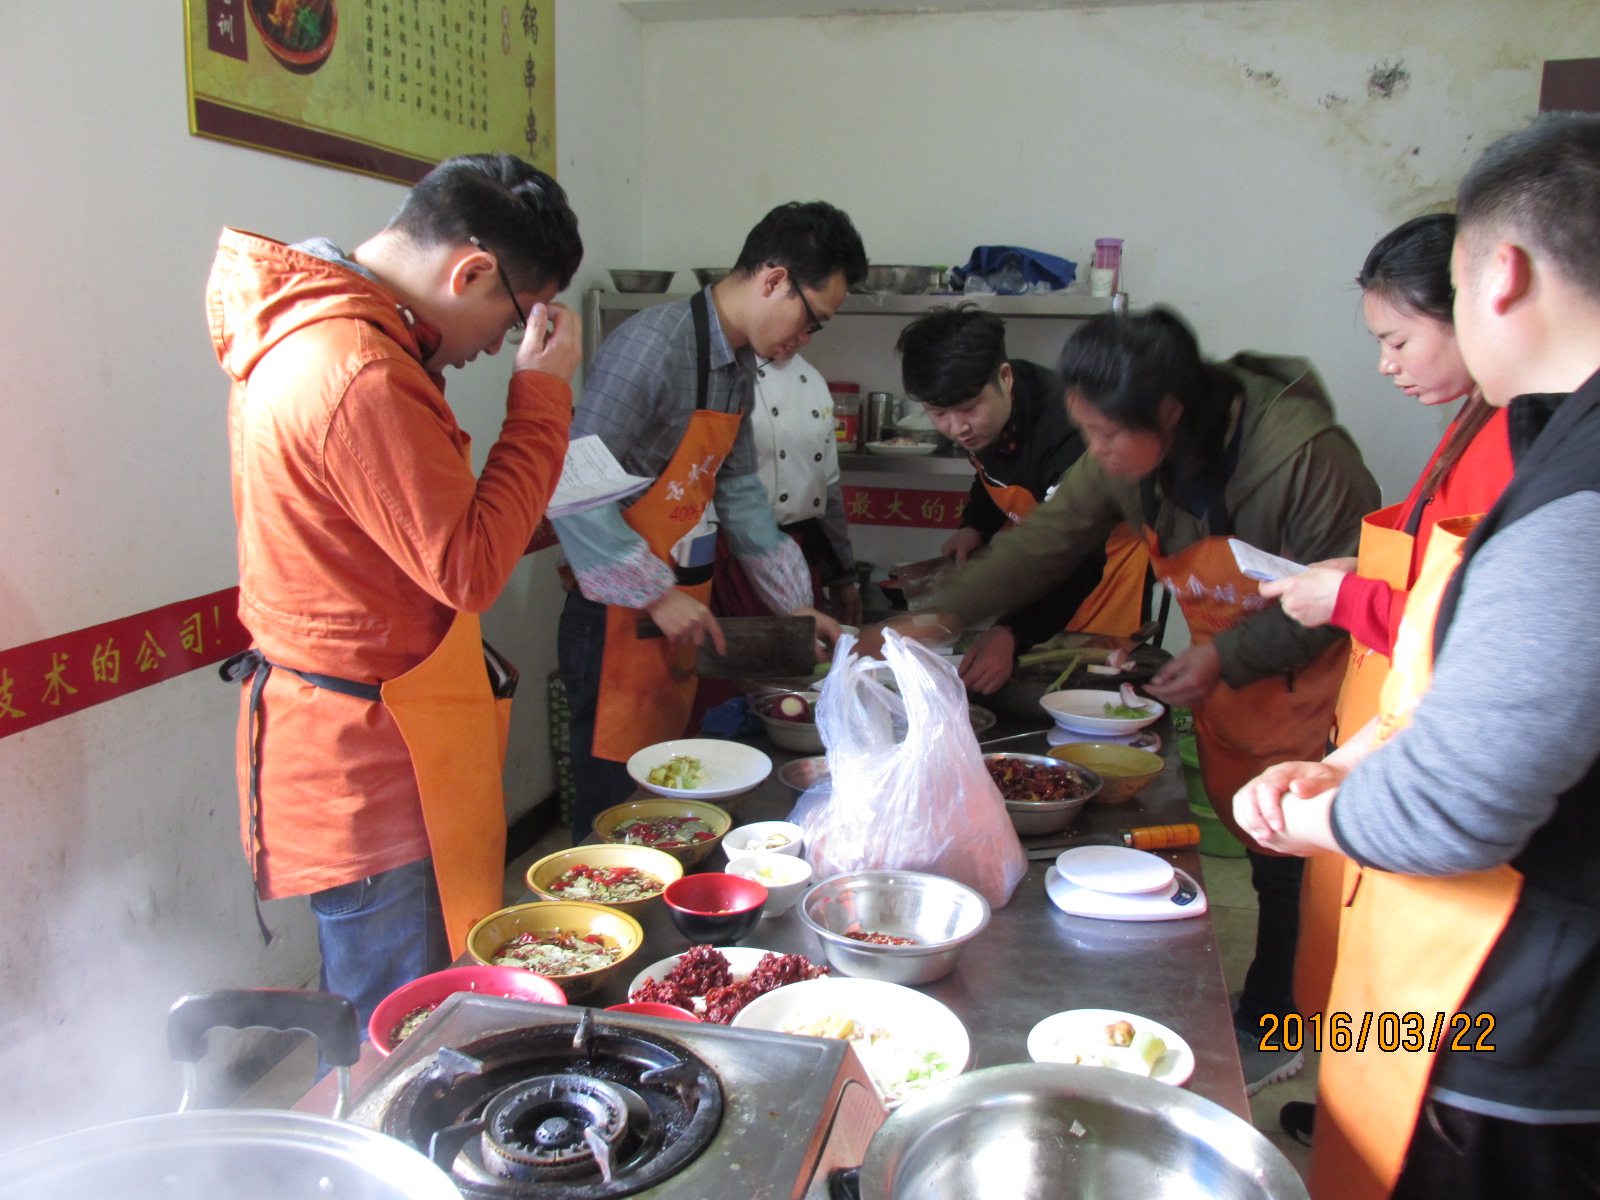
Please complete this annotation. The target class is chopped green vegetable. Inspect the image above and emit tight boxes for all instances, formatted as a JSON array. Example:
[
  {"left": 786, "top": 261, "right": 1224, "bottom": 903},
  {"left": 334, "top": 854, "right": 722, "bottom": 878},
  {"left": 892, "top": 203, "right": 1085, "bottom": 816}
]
[
  {"left": 647, "top": 755, "right": 707, "bottom": 789},
  {"left": 1103, "top": 703, "right": 1147, "bottom": 719}
]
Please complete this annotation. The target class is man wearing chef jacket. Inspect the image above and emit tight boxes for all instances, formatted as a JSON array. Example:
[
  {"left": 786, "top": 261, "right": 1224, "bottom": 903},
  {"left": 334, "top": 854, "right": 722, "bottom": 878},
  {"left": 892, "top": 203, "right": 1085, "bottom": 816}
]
[
  {"left": 1235, "top": 113, "right": 1600, "bottom": 1200},
  {"left": 552, "top": 202, "right": 865, "bottom": 841},
  {"left": 210, "top": 154, "right": 583, "bottom": 1030},
  {"left": 709, "top": 351, "right": 862, "bottom": 624},
  {"left": 896, "top": 305, "right": 1151, "bottom": 694}
]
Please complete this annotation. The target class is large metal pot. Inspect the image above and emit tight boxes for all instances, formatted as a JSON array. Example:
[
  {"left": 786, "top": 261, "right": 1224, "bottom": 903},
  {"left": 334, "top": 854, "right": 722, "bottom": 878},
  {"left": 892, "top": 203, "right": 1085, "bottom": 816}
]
[
  {"left": 843, "top": 1062, "right": 1308, "bottom": 1200},
  {"left": 0, "top": 989, "right": 461, "bottom": 1200}
]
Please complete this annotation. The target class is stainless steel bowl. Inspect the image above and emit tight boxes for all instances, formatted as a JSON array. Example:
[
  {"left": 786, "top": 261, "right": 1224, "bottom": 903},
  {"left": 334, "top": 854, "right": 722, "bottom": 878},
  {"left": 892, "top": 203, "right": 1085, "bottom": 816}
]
[
  {"left": 608, "top": 269, "right": 676, "bottom": 293},
  {"left": 852, "top": 264, "right": 938, "bottom": 295},
  {"left": 777, "top": 755, "right": 830, "bottom": 791},
  {"left": 798, "top": 869, "right": 990, "bottom": 985},
  {"left": 983, "top": 752, "right": 1101, "bottom": 836},
  {"left": 856, "top": 1062, "right": 1309, "bottom": 1200},
  {"left": 691, "top": 267, "right": 731, "bottom": 287}
]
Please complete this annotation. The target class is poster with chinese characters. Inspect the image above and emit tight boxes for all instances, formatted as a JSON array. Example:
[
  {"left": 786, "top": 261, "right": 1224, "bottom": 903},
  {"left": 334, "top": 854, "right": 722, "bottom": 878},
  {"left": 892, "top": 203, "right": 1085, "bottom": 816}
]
[{"left": 185, "top": 0, "right": 555, "bottom": 185}]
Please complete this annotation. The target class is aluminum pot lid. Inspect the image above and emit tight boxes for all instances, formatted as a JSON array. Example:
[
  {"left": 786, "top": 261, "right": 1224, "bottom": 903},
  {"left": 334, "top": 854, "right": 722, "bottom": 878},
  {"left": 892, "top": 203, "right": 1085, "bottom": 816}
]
[{"left": 0, "top": 1108, "right": 461, "bottom": 1200}]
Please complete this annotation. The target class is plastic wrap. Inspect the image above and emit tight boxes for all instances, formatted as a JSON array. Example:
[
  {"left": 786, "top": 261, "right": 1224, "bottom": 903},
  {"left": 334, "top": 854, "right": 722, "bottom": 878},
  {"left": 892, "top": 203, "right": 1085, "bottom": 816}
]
[{"left": 789, "top": 631, "right": 1027, "bottom": 908}]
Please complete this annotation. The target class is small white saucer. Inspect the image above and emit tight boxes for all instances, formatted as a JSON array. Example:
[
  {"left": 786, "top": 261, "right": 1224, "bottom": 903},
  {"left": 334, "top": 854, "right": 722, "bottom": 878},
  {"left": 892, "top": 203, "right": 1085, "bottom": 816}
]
[{"left": 1047, "top": 725, "right": 1161, "bottom": 753}]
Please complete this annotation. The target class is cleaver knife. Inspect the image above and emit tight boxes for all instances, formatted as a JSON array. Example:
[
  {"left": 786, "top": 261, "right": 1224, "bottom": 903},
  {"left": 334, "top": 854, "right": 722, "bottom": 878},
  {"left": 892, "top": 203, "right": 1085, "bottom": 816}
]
[{"left": 636, "top": 615, "right": 819, "bottom": 680}]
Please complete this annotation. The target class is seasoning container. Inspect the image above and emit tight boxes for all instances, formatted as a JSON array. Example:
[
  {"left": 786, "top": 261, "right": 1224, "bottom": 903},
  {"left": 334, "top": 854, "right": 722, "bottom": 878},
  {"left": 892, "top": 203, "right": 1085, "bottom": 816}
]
[
  {"left": 1091, "top": 238, "right": 1124, "bottom": 297},
  {"left": 864, "top": 391, "right": 895, "bottom": 447},
  {"left": 828, "top": 380, "right": 861, "bottom": 450}
]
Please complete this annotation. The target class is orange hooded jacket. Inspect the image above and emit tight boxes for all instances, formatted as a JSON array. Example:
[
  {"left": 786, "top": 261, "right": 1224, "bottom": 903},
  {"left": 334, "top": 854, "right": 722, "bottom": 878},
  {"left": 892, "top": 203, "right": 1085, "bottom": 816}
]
[{"left": 207, "top": 228, "right": 570, "bottom": 898}]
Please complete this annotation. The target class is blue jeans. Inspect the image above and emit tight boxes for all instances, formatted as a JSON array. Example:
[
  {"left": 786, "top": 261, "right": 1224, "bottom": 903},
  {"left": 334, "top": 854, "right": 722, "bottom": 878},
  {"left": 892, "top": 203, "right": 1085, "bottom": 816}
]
[
  {"left": 558, "top": 591, "right": 643, "bottom": 843},
  {"left": 309, "top": 857, "right": 450, "bottom": 1037}
]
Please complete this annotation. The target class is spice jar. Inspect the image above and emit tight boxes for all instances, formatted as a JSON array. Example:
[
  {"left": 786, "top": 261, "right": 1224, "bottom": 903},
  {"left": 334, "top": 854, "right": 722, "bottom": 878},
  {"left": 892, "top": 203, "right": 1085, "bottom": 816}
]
[{"left": 828, "top": 381, "right": 862, "bottom": 450}]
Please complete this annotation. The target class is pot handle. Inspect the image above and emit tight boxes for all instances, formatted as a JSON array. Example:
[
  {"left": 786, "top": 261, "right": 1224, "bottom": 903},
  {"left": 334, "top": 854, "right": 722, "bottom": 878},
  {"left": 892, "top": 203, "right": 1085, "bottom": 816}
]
[{"left": 168, "top": 989, "right": 360, "bottom": 1118}]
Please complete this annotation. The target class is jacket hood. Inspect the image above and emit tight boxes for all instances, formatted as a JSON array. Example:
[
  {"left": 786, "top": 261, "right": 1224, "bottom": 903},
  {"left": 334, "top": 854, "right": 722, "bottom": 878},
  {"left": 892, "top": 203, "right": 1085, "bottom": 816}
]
[
  {"left": 1227, "top": 351, "right": 1355, "bottom": 499},
  {"left": 206, "top": 228, "right": 436, "bottom": 382}
]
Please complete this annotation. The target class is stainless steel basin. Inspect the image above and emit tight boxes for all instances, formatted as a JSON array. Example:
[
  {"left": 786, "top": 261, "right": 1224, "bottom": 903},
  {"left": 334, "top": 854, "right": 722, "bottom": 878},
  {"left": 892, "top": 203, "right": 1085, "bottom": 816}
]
[{"left": 856, "top": 1063, "right": 1309, "bottom": 1200}]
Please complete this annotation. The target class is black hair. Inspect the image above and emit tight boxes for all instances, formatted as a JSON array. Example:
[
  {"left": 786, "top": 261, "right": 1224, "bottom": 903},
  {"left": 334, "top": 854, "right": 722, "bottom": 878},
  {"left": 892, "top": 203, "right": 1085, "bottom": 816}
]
[
  {"left": 1358, "top": 213, "right": 1457, "bottom": 324},
  {"left": 1057, "top": 307, "right": 1239, "bottom": 500},
  {"left": 1359, "top": 214, "right": 1494, "bottom": 501},
  {"left": 1457, "top": 111, "right": 1600, "bottom": 303},
  {"left": 731, "top": 201, "right": 869, "bottom": 292},
  {"left": 388, "top": 153, "right": 583, "bottom": 294},
  {"left": 895, "top": 304, "right": 1008, "bottom": 407}
]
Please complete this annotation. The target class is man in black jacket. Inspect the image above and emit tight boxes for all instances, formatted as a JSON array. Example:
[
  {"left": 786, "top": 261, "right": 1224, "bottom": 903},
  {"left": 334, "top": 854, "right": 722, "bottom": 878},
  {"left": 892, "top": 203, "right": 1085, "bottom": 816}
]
[{"left": 897, "top": 305, "right": 1140, "bottom": 692}]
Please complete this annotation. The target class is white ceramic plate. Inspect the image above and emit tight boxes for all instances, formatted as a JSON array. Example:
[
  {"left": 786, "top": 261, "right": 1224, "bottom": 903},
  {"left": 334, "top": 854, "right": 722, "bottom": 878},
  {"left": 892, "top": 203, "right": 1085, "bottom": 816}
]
[
  {"left": 1055, "top": 846, "right": 1176, "bottom": 894},
  {"left": 865, "top": 441, "right": 938, "bottom": 457},
  {"left": 1027, "top": 1008, "right": 1195, "bottom": 1086},
  {"left": 732, "top": 977, "right": 970, "bottom": 1108},
  {"left": 1040, "top": 689, "right": 1165, "bottom": 736},
  {"left": 626, "top": 738, "right": 772, "bottom": 800}
]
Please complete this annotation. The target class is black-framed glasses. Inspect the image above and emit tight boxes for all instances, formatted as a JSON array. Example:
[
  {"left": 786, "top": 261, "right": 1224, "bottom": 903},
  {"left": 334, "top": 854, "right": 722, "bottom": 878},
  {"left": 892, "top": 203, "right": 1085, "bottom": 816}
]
[
  {"left": 792, "top": 284, "right": 825, "bottom": 336},
  {"left": 469, "top": 236, "right": 527, "bottom": 343}
]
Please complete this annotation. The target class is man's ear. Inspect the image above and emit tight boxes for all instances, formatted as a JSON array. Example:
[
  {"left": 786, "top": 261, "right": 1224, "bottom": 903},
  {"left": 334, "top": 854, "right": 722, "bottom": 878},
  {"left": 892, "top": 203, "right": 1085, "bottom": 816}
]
[
  {"left": 756, "top": 263, "right": 788, "bottom": 298},
  {"left": 1487, "top": 241, "right": 1534, "bottom": 316},
  {"left": 446, "top": 245, "right": 497, "bottom": 298}
]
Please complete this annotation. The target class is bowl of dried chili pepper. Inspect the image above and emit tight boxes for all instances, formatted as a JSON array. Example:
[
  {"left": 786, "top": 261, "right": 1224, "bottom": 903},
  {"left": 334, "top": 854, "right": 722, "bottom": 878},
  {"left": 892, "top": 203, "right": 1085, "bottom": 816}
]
[{"left": 982, "top": 753, "right": 1102, "bottom": 836}]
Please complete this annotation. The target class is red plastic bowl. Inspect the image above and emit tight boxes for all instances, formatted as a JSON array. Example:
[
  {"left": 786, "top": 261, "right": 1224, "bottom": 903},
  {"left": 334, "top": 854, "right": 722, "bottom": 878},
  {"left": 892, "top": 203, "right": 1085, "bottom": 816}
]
[
  {"left": 605, "top": 1001, "right": 701, "bottom": 1022},
  {"left": 663, "top": 873, "right": 768, "bottom": 944},
  {"left": 368, "top": 964, "right": 566, "bottom": 1055}
]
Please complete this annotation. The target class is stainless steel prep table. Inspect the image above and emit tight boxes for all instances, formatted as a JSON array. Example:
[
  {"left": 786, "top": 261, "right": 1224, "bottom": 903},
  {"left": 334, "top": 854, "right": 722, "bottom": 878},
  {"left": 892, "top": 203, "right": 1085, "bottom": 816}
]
[
  {"left": 590, "top": 716, "right": 1250, "bottom": 1121},
  {"left": 299, "top": 716, "right": 1249, "bottom": 1123}
]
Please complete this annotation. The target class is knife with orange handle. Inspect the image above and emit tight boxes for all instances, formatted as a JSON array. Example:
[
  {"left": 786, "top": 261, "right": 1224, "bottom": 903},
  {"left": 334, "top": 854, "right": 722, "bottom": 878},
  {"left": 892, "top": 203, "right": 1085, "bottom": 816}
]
[{"left": 1023, "top": 822, "right": 1200, "bottom": 860}]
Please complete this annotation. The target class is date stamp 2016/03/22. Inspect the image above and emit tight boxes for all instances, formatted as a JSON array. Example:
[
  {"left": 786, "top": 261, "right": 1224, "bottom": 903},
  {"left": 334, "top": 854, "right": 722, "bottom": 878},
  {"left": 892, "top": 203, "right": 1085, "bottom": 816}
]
[{"left": 1257, "top": 1012, "right": 1496, "bottom": 1053}]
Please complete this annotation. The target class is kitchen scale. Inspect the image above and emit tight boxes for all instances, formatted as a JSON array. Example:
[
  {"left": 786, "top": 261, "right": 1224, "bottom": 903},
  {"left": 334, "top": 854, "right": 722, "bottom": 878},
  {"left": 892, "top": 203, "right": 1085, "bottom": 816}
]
[
  {"left": 1045, "top": 846, "right": 1207, "bottom": 921},
  {"left": 1046, "top": 724, "right": 1161, "bottom": 753}
]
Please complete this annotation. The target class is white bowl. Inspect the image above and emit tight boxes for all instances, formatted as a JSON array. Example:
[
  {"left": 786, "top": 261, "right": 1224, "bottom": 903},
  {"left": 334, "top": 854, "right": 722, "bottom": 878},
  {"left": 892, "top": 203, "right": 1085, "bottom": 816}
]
[
  {"left": 865, "top": 441, "right": 938, "bottom": 457},
  {"left": 732, "top": 976, "right": 970, "bottom": 1108},
  {"left": 726, "top": 851, "right": 815, "bottom": 917},
  {"left": 752, "top": 691, "right": 824, "bottom": 754},
  {"left": 724, "top": 820, "right": 804, "bottom": 858},
  {"left": 1040, "top": 689, "right": 1165, "bottom": 736},
  {"left": 626, "top": 738, "right": 772, "bottom": 800}
]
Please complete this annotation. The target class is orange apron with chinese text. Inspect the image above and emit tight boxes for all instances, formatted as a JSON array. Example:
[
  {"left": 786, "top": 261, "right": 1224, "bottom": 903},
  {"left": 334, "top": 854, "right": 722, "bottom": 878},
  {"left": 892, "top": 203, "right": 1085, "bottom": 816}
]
[
  {"left": 381, "top": 609, "right": 511, "bottom": 959},
  {"left": 1295, "top": 501, "right": 1412, "bottom": 1015},
  {"left": 980, "top": 473, "right": 1147, "bottom": 638},
  {"left": 1310, "top": 514, "right": 1522, "bottom": 1200},
  {"left": 1144, "top": 529, "right": 1347, "bottom": 853},
  {"left": 592, "top": 410, "right": 739, "bottom": 761}
]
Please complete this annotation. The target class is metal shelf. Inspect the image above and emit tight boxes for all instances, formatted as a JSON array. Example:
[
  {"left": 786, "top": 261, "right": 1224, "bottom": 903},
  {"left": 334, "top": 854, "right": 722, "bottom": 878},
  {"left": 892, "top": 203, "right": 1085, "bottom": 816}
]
[
  {"left": 838, "top": 452, "right": 973, "bottom": 476},
  {"left": 587, "top": 287, "right": 1113, "bottom": 317}
]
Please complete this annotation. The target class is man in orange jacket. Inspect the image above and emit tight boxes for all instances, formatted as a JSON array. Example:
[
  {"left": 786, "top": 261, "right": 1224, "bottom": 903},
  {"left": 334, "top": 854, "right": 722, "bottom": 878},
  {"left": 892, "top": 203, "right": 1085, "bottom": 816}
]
[{"left": 209, "top": 154, "right": 583, "bottom": 1029}]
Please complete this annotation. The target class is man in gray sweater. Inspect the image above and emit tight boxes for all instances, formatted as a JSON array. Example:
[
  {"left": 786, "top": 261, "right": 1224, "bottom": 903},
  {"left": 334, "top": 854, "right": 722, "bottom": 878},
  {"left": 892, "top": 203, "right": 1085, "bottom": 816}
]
[{"left": 1236, "top": 113, "right": 1600, "bottom": 1199}]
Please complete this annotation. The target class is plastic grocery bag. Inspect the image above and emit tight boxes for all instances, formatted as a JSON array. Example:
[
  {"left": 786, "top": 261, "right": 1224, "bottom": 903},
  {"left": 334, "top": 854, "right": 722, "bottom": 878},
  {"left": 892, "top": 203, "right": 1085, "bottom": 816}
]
[{"left": 789, "top": 630, "right": 1027, "bottom": 908}]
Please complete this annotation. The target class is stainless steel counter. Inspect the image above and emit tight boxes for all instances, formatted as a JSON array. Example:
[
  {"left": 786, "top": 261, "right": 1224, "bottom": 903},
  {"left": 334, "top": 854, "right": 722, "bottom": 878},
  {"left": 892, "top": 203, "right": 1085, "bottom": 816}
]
[{"left": 587, "top": 718, "right": 1250, "bottom": 1121}]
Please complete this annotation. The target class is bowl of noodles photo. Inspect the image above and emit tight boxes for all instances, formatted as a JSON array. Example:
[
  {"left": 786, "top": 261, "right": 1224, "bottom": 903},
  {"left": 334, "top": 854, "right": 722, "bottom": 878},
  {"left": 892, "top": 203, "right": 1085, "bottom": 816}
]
[{"left": 249, "top": 0, "right": 339, "bottom": 73}]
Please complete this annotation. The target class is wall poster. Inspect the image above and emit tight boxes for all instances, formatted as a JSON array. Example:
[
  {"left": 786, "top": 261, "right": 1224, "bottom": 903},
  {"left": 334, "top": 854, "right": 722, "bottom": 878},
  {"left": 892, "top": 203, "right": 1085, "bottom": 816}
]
[{"left": 185, "top": 0, "right": 555, "bottom": 185}]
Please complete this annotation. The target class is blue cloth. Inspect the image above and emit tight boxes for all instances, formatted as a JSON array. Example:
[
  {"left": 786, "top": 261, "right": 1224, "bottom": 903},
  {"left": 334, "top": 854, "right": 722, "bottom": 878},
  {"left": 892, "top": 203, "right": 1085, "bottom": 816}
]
[
  {"left": 699, "top": 695, "right": 764, "bottom": 739},
  {"left": 951, "top": 246, "right": 1078, "bottom": 294},
  {"left": 309, "top": 856, "right": 450, "bottom": 1037}
]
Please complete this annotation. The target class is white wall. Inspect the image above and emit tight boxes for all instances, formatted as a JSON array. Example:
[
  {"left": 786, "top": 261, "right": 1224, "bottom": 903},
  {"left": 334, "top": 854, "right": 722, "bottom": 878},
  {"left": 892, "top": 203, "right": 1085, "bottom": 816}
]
[
  {"left": 0, "top": 0, "right": 642, "bottom": 1151},
  {"left": 635, "top": 0, "right": 1600, "bottom": 502}
]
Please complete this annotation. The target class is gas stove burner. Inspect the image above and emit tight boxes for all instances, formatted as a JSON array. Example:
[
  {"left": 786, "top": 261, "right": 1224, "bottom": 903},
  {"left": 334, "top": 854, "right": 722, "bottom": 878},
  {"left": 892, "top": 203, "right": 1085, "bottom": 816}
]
[
  {"left": 481, "top": 1073, "right": 645, "bottom": 1183},
  {"left": 382, "top": 1017, "right": 723, "bottom": 1199}
]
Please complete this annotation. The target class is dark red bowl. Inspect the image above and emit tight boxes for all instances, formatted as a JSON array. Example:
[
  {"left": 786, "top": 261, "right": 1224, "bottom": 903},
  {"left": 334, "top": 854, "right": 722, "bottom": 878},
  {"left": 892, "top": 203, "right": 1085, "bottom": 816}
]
[
  {"left": 663, "top": 873, "right": 767, "bottom": 945},
  {"left": 368, "top": 964, "right": 566, "bottom": 1055},
  {"left": 605, "top": 1001, "right": 701, "bottom": 1022}
]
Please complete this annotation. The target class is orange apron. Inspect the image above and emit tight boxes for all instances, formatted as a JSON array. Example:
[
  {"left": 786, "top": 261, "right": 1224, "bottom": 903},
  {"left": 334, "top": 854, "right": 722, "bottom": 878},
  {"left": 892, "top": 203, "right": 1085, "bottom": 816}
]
[
  {"left": 979, "top": 472, "right": 1148, "bottom": 638},
  {"left": 1309, "top": 514, "right": 1522, "bottom": 1200},
  {"left": 1295, "top": 501, "right": 1413, "bottom": 1014},
  {"left": 1145, "top": 528, "right": 1347, "bottom": 852},
  {"left": 592, "top": 292, "right": 742, "bottom": 762},
  {"left": 378, "top": 610, "right": 511, "bottom": 959}
]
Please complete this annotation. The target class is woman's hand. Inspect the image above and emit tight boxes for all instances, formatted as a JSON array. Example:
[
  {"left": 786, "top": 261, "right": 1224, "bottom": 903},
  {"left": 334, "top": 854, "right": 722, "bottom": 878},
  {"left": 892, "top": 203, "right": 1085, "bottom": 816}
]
[
  {"left": 1258, "top": 563, "right": 1354, "bottom": 628},
  {"left": 957, "top": 625, "right": 1017, "bottom": 695},
  {"left": 1146, "top": 642, "right": 1223, "bottom": 708},
  {"left": 941, "top": 526, "right": 985, "bottom": 564},
  {"left": 828, "top": 582, "right": 864, "bottom": 626},
  {"left": 794, "top": 606, "right": 842, "bottom": 659},
  {"left": 1233, "top": 760, "right": 1349, "bottom": 842}
]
